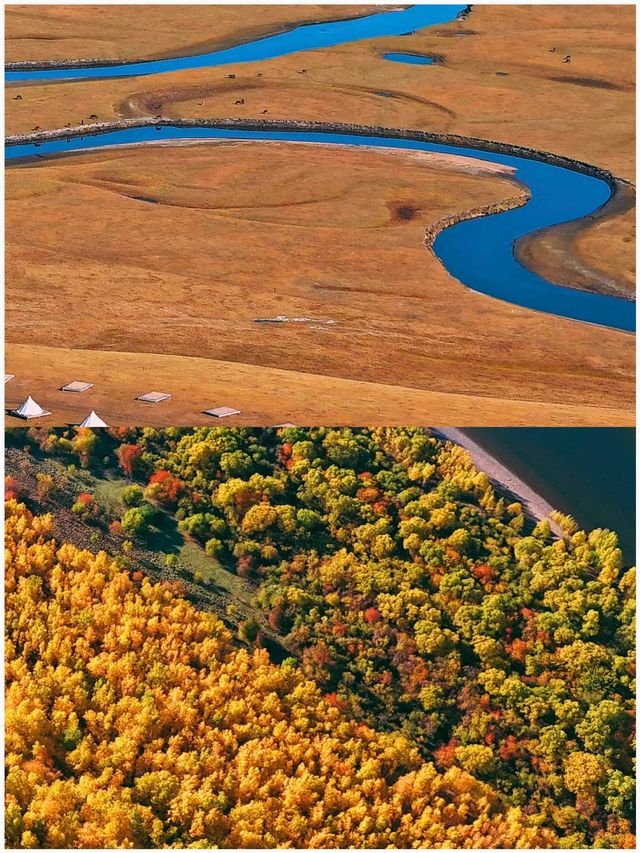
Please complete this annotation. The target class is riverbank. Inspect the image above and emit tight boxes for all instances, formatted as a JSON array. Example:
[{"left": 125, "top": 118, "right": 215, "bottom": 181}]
[
  {"left": 7, "top": 117, "right": 634, "bottom": 318},
  {"left": 460, "top": 427, "right": 636, "bottom": 563},
  {"left": 4, "top": 4, "right": 385, "bottom": 65},
  {"left": 515, "top": 179, "right": 636, "bottom": 301},
  {"left": 6, "top": 133, "right": 633, "bottom": 425},
  {"left": 432, "top": 427, "right": 564, "bottom": 536},
  {"left": 4, "top": 116, "right": 626, "bottom": 191},
  {"left": 6, "top": 5, "right": 633, "bottom": 308}
]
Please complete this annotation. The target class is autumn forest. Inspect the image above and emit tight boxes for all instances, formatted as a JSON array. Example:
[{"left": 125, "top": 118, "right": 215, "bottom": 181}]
[{"left": 4, "top": 427, "right": 636, "bottom": 848}]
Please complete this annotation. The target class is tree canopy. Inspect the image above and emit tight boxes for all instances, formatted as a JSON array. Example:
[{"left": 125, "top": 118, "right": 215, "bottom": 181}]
[{"left": 4, "top": 426, "right": 635, "bottom": 849}]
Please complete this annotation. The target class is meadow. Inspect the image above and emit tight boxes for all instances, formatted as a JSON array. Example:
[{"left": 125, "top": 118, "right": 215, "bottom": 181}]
[{"left": 4, "top": 4, "right": 635, "bottom": 426}]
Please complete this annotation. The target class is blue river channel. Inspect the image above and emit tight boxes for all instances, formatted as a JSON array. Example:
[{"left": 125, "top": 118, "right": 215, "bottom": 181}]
[
  {"left": 5, "top": 4, "right": 634, "bottom": 332},
  {"left": 5, "top": 5, "right": 464, "bottom": 81}
]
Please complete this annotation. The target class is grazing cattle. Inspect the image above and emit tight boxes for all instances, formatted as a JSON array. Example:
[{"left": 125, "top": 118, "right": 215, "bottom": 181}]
[
  {"left": 225, "top": 73, "right": 236, "bottom": 79},
  {"left": 262, "top": 109, "right": 269, "bottom": 114},
  {"left": 89, "top": 113, "right": 98, "bottom": 120},
  {"left": 297, "top": 69, "right": 307, "bottom": 74},
  {"left": 13, "top": 94, "right": 22, "bottom": 100},
  {"left": 235, "top": 98, "right": 245, "bottom": 105},
  {"left": 563, "top": 55, "right": 572, "bottom": 63},
  {"left": 256, "top": 73, "right": 263, "bottom": 77},
  {"left": 549, "top": 47, "right": 556, "bottom": 53}
]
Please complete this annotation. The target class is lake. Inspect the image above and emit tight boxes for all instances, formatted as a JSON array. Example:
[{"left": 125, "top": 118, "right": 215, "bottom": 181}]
[{"left": 465, "top": 427, "right": 635, "bottom": 563}]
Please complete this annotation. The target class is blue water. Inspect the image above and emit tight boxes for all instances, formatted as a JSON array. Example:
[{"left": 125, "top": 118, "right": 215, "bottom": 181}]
[
  {"left": 6, "top": 125, "right": 633, "bottom": 332},
  {"left": 383, "top": 52, "right": 435, "bottom": 65},
  {"left": 5, "top": 5, "right": 465, "bottom": 82}
]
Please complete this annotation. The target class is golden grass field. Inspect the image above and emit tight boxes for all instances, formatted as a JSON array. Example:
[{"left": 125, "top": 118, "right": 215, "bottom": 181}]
[
  {"left": 4, "top": 4, "right": 635, "bottom": 426},
  {"left": 4, "top": 4, "right": 380, "bottom": 63}
]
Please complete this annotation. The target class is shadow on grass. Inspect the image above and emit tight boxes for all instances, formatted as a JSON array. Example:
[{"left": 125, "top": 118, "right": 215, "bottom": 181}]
[{"left": 138, "top": 507, "right": 183, "bottom": 555}]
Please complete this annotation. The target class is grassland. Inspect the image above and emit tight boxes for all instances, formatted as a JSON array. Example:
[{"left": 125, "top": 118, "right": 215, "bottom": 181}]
[
  {"left": 4, "top": 4, "right": 380, "bottom": 63},
  {"left": 4, "top": 4, "right": 635, "bottom": 425},
  {"left": 6, "top": 140, "right": 634, "bottom": 425}
]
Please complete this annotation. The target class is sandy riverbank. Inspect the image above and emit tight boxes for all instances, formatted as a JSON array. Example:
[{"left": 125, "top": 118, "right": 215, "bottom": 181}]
[
  {"left": 4, "top": 4, "right": 384, "bottom": 65},
  {"left": 433, "top": 427, "right": 563, "bottom": 535}
]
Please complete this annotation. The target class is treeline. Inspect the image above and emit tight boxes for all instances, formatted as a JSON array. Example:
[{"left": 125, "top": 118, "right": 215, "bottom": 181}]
[{"left": 5, "top": 427, "right": 636, "bottom": 848}]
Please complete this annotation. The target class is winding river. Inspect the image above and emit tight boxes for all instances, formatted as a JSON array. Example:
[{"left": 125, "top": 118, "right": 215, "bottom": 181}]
[
  {"left": 5, "top": 5, "right": 464, "bottom": 81},
  {"left": 5, "top": 4, "right": 635, "bottom": 333}
]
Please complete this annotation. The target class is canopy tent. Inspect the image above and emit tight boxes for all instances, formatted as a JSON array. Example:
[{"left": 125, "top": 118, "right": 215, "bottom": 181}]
[
  {"left": 204, "top": 406, "right": 241, "bottom": 418},
  {"left": 12, "top": 396, "right": 51, "bottom": 419},
  {"left": 61, "top": 381, "right": 93, "bottom": 393},
  {"left": 137, "top": 391, "right": 171, "bottom": 403},
  {"left": 78, "top": 410, "right": 108, "bottom": 428}
]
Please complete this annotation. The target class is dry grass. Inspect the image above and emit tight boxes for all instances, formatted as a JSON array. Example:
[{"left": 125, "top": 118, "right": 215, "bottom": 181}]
[
  {"left": 5, "top": 140, "right": 634, "bottom": 426},
  {"left": 5, "top": 343, "right": 632, "bottom": 427},
  {"left": 4, "top": 4, "right": 381, "bottom": 63},
  {"left": 4, "top": 5, "right": 635, "bottom": 425},
  {"left": 5, "top": 5, "right": 635, "bottom": 299},
  {"left": 573, "top": 209, "right": 635, "bottom": 293},
  {"left": 6, "top": 5, "right": 634, "bottom": 175}
]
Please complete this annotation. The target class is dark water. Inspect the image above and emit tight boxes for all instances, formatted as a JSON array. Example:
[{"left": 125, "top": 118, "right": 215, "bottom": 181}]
[
  {"left": 465, "top": 428, "right": 636, "bottom": 563},
  {"left": 6, "top": 125, "right": 633, "bottom": 332},
  {"left": 383, "top": 52, "right": 436, "bottom": 65},
  {"left": 5, "top": 5, "right": 465, "bottom": 82}
]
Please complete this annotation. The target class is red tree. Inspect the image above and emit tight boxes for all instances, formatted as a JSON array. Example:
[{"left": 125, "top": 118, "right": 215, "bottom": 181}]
[
  {"left": 5, "top": 477, "right": 21, "bottom": 501},
  {"left": 146, "top": 470, "right": 184, "bottom": 505},
  {"left": 116, "top": 443, "right": 143, "bottom": 477},
  {"left": 363, "top": 607, "right": 381, "bottom": 624}
]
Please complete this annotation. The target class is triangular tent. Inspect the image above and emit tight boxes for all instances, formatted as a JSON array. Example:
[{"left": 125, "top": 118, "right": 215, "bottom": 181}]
[
  {"left": 12, "top": 396, "right": 51, "bottom": 419},
  {"left": 78, "top": 410, "right": 108, "bottom": 428}
]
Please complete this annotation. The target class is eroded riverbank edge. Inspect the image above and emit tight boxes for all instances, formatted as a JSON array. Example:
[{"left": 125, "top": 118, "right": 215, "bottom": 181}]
[
  {"left": 6, "top": 116, "right": 633, "bottom": 306},
  {"left": 514, "top": 180, "right": 636, "bottom": 301}
]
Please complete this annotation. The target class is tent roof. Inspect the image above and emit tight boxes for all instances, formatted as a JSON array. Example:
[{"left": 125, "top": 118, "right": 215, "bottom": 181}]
[
  {"left": 204, "top": 406, "right": 241, "bottom": 418},
  {"left": 137, "top": 391, "right": 171, "bottom": 403},
  {"left": 61, "top": 380, "right": 93, "bottom": 393},
  {"left": 12, "top": 396, "right": 51, "bottom": 419},
  {"left": 78, "top": 410, "right": 108, "bottom": 428}
]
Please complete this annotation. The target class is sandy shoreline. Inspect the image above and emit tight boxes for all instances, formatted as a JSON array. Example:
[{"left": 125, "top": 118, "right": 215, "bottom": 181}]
[{"left": 432, "top": 427, "right": 563, "bottom": 537}]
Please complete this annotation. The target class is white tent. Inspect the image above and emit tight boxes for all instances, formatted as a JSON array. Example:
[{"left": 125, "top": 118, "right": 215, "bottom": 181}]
[
  {"left": 78, "top": 410, "right": 108, "bottom": 428},
  {"left": 12, "top": 396, "right": 51, "bottom": 419}
]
